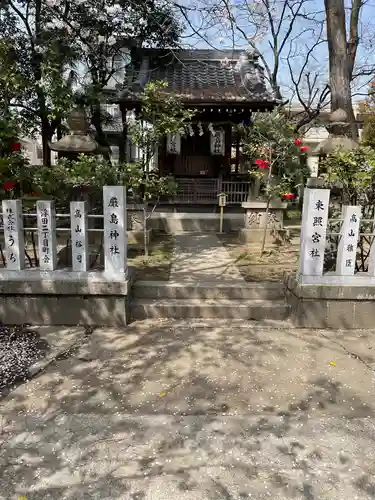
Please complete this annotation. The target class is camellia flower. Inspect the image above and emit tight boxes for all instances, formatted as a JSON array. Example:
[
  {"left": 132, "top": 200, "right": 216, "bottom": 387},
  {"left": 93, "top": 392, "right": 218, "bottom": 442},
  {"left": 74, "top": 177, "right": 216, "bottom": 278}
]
[
  {"left": 3, "top": 181, "right": 17, "bottom": 191},
  {"left": 255, "top": 159, "right": 270, "bottom": 169},
  {"left": 11, "top": 143, "right": 21, "bottom": 152},
  {"left": 295, "top": 138, "right": 302, "bottom": 146},
  {"left": 282, "top": 193, "right": 295, "bottom": 199},
  {"left": 300, "top": 145, "right": 309, "bottom": 153}
]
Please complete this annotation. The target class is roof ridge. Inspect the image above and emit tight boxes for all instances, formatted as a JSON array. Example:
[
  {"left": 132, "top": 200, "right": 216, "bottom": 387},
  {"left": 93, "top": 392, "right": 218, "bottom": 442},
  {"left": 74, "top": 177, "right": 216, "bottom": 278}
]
[{"left": 138, "top": 48, "right": 245, "bottom": 61}]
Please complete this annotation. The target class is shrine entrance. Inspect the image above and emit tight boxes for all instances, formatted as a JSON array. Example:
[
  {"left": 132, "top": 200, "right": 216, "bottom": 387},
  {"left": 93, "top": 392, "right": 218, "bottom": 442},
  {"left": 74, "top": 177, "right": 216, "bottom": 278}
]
[{"left": 172, "top": 132, "right": 224, "bottom": 178}]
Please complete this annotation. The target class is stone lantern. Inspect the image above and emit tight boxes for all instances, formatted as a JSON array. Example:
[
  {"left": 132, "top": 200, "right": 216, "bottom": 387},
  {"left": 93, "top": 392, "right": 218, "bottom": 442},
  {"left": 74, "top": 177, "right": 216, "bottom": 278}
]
[
  {"left": 49, "top": 108, "right": 110, "bottom": 160},
  {"left": 49, "top": 108, "right": 109, "bottom": 262},
  {"left": 313, "top": 108, "right": 358, "bottom": 157},
  {"left": 307, "top": 108, "right": 359, "bottom": 189}
]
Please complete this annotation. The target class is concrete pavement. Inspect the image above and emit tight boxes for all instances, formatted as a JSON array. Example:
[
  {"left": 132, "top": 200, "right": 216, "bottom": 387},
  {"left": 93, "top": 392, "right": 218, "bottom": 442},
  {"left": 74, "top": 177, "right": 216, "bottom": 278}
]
[
  {"left": 1, "top": 319, "right": 375, "bottom": 499},
  {"left": 170, "top": 233, "right": 245, "bottom": 282}
]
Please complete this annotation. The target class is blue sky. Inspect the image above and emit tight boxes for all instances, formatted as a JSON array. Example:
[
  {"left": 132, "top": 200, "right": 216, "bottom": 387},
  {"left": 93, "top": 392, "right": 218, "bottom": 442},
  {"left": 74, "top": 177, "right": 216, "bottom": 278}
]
[{"left": 177, "top": 0, "right": 375, "bottom": 104}]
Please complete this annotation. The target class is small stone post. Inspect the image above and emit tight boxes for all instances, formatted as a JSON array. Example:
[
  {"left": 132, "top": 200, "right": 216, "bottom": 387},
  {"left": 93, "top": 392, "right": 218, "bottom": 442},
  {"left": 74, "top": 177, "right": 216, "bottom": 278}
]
[
  {"left": 368, "top": 221, "right": 375, "bottom": 276},
  {"left": 70, "top": 201, "right": 89, "bottom": 271},
  {"left": 103, "top": 186, "right": 127, "bottom": 275},
  {"left": 299, "top": 187, "right": 330, "bottom": 276},
  {"left": 37, "top": 200, "right": 57, "bottom": 270},
  {"left": 2, "top": 199, "right": 25, "bottom": 271},
  {"left": 307, "top": 155, "right": 319, "bottom": 178},
  {"left": 336, "top": 205, "right": 361, "bottom": 276}
]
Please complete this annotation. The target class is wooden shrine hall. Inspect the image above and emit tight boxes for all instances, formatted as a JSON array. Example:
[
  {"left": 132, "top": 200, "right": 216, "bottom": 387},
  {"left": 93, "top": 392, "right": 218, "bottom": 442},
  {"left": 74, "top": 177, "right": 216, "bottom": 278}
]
[{"left": 117, "top": 48, "right": 278, "bottom": 204}]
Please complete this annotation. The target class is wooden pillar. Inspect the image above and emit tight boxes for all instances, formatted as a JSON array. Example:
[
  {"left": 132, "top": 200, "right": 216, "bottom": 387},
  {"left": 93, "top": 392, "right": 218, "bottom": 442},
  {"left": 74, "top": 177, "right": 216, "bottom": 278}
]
[
  {"left": 224, "top": 124, "right": 232, "bottom": 175},
  {"left": 158, "top": 137, "right": 166, "bottom": 176},
  {"left": 119, "top": 103, "right": 127, "bottom": 163}
]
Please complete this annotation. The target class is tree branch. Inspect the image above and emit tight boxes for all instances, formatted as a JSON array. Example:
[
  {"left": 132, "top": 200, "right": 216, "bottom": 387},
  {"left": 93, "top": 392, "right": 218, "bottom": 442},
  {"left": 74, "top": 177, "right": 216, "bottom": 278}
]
[{"left": 347, "top": 0, "right": 363, "bottom": 81}]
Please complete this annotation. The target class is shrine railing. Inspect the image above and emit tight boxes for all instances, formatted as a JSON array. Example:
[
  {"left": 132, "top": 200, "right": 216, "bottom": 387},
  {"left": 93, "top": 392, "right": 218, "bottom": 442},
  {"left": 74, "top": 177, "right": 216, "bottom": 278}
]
[
  {"left": 0, "top": 186, "right": 127, "bottom": 275},
  {"left": 174, "top": 178, "right": 251, "bottom": 204},
  {"left": 298, "top": 186, "right": 375, "bottom": 283},
  {"left": 222, "top": 181, "right": 251, "bottom": 204}
]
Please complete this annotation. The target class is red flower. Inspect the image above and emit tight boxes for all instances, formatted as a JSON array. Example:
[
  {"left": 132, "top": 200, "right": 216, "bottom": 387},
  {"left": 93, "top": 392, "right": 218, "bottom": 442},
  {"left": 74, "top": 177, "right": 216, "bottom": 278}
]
[
  {"left": 31, "top": 191, "right": 41, "bottom": 197},
  {"left": 300, "top": 145, "right": 309, "bottom": 153},
  {"left": 282, "top": 193, "right": 295, "bottom": 199},
  {"left": 295, "top": 138, "right": 302, "bottom": 146},
  {"left": 255, "top": 159, "right": 270, "bottom": 169},
  {"left": 3, "top": 181, "right": 17, "bottom": 191},
  {"left": 11, "top": 143, "right": 22, "bottom": 152}
]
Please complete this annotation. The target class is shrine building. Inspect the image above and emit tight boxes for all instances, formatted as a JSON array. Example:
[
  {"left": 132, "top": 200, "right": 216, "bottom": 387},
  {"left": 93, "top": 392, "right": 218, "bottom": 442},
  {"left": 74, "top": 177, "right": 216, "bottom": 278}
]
[{"left": 113, "top": 48, "right": 278, "bottom": 204}]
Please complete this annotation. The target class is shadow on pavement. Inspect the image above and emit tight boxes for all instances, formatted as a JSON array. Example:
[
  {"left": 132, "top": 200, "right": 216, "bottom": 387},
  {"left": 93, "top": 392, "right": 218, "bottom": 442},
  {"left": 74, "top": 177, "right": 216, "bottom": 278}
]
[{"left": 1, "top": 321, "right": 375, "bottom": 499}]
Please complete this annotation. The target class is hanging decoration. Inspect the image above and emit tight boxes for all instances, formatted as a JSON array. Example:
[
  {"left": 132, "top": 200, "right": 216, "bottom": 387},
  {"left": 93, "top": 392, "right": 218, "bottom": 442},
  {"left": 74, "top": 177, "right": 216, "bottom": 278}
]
[
  {"left": 198, "top": 122, "right": 204, "bottom": 136},
  {"left": 188, "top": 124, "right": 194, "bottom": 137},
  {"left": 166, "top": 132, "right": 181, "bottom": 154},
  {"left": 210, "top": 129, "right": 225, "bottom": 155},
  {"left": 208, "top": 122, "right": 215, "bottom": 136}
]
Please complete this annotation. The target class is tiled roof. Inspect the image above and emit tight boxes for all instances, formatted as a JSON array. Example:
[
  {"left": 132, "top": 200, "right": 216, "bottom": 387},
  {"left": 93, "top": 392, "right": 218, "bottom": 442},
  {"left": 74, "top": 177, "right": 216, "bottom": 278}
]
[{"left": 119, "top": 49, "right": 276, "bottom": 106}]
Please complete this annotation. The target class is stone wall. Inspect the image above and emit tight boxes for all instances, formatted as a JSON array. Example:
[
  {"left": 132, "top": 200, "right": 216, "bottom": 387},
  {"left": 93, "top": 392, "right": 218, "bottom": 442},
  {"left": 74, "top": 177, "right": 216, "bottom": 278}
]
[
  {"left": 285, "top": 273, "right": 375, "bottom": 329},
  {"left": 0, "top": 269, "right": 134, "bottom": 327},
  {"left": 127, "top": 208, "right": 244, "bottom": 233}
]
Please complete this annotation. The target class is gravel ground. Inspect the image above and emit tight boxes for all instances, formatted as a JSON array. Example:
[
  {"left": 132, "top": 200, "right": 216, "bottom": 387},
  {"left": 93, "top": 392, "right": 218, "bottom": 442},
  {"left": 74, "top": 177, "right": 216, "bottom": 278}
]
[{"left": 0, "top": 325, "right": 49, "bottom": 392}]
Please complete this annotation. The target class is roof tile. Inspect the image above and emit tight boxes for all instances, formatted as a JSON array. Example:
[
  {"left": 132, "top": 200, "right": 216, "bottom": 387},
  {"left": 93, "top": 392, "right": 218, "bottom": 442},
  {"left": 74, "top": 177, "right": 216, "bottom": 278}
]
[{"left": 120, "top": 49, "right": 276, "bottom": 106}]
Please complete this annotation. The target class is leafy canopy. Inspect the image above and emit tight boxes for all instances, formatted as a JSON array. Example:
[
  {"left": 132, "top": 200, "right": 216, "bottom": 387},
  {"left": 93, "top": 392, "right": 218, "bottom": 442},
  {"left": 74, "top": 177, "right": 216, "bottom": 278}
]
[
  {"left": 320, "top": 146, "right": 375, "bottom": 206},
  {"left": 0, "top": 0, "right": 181, "bottom": 163},
  {"left": 237, "top": 109, "right": 310, "bottom": 199},
  {"left": 128, "top": 80, "right": 195, "bottom": 166}
]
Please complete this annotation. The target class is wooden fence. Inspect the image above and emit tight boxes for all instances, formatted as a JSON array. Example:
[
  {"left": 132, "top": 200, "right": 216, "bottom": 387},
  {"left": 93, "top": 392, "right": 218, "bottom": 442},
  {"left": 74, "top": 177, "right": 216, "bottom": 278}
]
[{"left": 174, "top": 178, "right": 251, "bottom": 204}]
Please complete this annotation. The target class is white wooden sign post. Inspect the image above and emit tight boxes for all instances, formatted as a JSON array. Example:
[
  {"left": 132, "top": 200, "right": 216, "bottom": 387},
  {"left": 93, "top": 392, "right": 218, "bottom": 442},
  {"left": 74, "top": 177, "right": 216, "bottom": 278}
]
[
  {"left": 37, "top": 200, "right": 57, "bottom": 270},
  {"left": 2, "top": 199, "right": 25, "bottom": 271},
  {"left": 103, "top": 186, "right": 127, "bottom": 275},
  {"left": 307, "top": 156, "right": 319, "bottom": 178},
  {"left": 210, "top": 130, "right": 225, "bottom": 155},
  {"left": 368, "top": 220, "right": 375, "bottom": 276},
  {"left": 166, "top": 133, "right": 181, "bottom": 154},
  {"left": 70, "top": 201, "right": 89, "bottom": 271},
  {"left": 218, "top": 192, "right": 227, "bottom": 233},
  {"left": 336, "top": 205, "right": 361, "bottom": 276},
  {"left": 299, "top": 188, "right": 330, "bottom": 276}
]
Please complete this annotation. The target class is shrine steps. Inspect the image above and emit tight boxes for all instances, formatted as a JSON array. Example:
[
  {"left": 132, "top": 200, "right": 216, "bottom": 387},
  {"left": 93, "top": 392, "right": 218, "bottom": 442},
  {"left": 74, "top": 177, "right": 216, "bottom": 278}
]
[{"left": 130, "top": 281, "right": 290, "bottom": 321}]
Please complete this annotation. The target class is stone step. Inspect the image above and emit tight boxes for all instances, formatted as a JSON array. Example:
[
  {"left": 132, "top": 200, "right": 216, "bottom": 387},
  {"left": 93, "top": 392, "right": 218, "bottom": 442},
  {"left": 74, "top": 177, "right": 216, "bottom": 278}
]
[
  {"left": 131, "top": 298, "right": 290, "bottom": 321},
  {"left": 132, "top": 281, "right": 285, "bottom": 300},
  {"left": 131, "top": 317, "right": 294, "bottom": 329}
]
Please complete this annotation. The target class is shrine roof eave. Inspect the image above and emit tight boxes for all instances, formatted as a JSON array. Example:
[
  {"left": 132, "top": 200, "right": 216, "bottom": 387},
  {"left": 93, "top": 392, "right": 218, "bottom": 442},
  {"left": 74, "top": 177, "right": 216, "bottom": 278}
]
[{"left": 117, "top": 98, "right": 277, "bottom": 111}]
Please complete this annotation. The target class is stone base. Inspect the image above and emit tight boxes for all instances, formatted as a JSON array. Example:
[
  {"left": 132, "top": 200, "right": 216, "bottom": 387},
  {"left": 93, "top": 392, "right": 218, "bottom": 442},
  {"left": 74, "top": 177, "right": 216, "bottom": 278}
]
[
  {"left": 150, "top": 214, "right": 243, "bottom": 233},
  {"left": 284, "top": 272, "right": 375, "bottom": 328},
  {"left": 0, "top": 269, "right": 134, "bottom": 327},
  {"left": 242, "top": 201, "right": 288, "bottom": 231},
  {"left": 240, "top": 227, "right": 291, "bottom": 244},
  {"left": 128, "top": 229, "right": 152, "bottom": 245}
]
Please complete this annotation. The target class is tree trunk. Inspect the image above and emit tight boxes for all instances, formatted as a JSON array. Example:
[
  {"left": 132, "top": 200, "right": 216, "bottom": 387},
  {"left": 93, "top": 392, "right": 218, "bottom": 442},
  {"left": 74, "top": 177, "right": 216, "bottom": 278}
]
[
  {"left": 324, "top": 0, "right": 358, "bottom": 139},
  {"left": 91, "top": 102, "right": 111, "bottom": 162},
  {"left": 143, "top": 204, "right": 148, "bottom": 257},
  {"left": 41, "top": 119, "right": 52, "bottom": 166}
]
